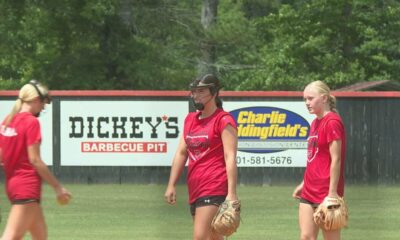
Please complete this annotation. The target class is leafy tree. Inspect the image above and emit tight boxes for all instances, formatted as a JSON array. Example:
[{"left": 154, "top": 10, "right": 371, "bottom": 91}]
[
  {"left": 0, "top": 0, "right": 399, "bottom": 90},
  {"left": 241, "top": 0, "right": 400, "bottom": 90}
]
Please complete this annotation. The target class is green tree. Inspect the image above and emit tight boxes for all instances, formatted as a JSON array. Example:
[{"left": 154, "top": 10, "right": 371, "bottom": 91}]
[
  {"left": 243, "top": 0, "right": 400, "bottom": 90},
  {"left": 1, "top": 0, "right": 399, "bottom": 90}
]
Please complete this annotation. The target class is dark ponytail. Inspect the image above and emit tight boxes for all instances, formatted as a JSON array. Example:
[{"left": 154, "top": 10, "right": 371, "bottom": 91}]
[{"left": 215, "top": 94, "right": 223, "bottom": 109}]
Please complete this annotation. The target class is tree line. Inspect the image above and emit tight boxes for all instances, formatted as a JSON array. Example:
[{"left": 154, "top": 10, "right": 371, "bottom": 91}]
[{"left": 1, "top": 0, "right": 399, "bottom": 91}]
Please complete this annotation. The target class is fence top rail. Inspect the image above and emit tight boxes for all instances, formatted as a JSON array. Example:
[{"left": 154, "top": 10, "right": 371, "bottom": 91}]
[{"left": 0, "top": 90, "right": 400, "bottom": 98}]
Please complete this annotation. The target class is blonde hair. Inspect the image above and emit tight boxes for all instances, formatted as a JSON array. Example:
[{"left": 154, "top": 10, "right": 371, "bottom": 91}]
[
  {"left": 4, "top": 80, "right": 50, "bottom": 126},
  {"left": 305, "top": 80, "right": 337, "bottom": 113}
]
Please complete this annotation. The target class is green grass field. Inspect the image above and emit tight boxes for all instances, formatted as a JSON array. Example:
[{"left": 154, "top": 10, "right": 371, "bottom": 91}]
[{"left": 0, "top": 184, "right": 398, "bottom": 240}]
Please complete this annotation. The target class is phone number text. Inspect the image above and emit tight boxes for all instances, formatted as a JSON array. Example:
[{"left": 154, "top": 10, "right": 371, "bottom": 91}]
[{"left": 236, "top": 156, "right": 293, "bottom": 166}]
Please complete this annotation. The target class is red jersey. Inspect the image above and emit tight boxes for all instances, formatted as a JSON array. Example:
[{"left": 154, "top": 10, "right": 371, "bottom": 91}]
[
  {"left": 301, "top": 112, "right": 346, "bottom": 204},
  {"left": 0, "top": 112, "right": 42, "bottom": 201},
  {"left": 184, "top": 108, "right": 237, "bottom": 204}
]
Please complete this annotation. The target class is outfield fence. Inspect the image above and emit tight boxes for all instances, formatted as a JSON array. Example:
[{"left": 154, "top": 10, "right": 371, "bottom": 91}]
[{"left": 0, "top": 90, "right": 399, "bottom": 185}]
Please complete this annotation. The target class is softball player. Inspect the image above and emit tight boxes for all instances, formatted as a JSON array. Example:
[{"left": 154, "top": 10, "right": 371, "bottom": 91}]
[
  {"left": 292, "top": 80, "right": 346, "bottom": 240},
  {"left": 164, "top": 74, "right": 238, "bottom": 240},
  {"left": 0, "top": 80, "right": 71, "bottom": 240}
]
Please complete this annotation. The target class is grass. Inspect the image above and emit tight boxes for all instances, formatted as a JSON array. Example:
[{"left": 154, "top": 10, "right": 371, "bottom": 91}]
[{"left": 0, "top": 184, "right": 398, "bottom": 240}]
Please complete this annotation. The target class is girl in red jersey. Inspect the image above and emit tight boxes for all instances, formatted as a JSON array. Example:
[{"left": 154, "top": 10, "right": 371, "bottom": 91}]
[
  {"left": 292, "top": 80, "right": 346, "bottom": 240},
  {"left": 164, "top": 74, "right": 238, "bottom": 240},
  {"left": 0, "top": 80, "right": 71, "bottom": 240}
]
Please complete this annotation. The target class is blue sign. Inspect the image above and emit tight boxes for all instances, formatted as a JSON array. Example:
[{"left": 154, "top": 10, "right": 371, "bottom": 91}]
[{"left": 230, "top": 106, "right": 310, "bottom": 153}]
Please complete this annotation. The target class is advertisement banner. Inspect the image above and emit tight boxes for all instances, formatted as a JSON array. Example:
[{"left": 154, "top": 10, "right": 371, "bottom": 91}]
[
  {"left": 2, "top": 98, "right": 314, "bottom": 167},
  {"left": 60, "top": 101, "right": 187, "bottom": 166},
  {"left": 224, "top": 101, "right": 314, "bottom": 167},
  {"left": 0, "top": 100, "right": 53, "bottom": 165}
]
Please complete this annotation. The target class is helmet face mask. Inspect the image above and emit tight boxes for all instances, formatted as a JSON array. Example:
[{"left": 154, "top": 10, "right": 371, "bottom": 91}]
[
  {"left": 192, "top": 101, "right": 206, "bottom": 111},
  {"left": 189, "top": 74, "right": 221, "bottom": 110},
  {"left": 190, "top": 87, "right": 213, "bottom": 111}
]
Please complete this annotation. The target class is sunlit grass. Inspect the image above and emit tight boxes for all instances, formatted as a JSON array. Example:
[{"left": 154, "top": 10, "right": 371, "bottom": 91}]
[{"left": 0, "top": 184, "right": 398, "bottom": 240}]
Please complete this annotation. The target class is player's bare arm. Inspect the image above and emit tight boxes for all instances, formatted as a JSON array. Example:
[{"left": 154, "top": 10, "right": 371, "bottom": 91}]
[
  {"left": 28, "top": 143, "right": 72, "bottom": 203},
  {"left": 222, "top": 124, "right": 238, "bottom": 201},
  {"left": 328, "top": 140, "right": 342, "bottom": 198},
  {"left": 165, "top": 135, "right": 188, "bottom": 204}
]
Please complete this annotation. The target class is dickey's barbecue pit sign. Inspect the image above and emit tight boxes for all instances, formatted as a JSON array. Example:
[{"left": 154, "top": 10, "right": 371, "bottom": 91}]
[{"left": 61, "top": 101, "right": 187, "bottom": 166}]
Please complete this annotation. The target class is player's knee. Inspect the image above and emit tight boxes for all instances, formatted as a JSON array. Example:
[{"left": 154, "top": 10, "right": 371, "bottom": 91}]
[
  {"left": 29, "top": 226, "right": 47, "bottom": 240},
  {"left": 300, "top": 233, "right": 318, "bottom": 240},
  {"left": 192, "top": 233, "right": 206, "bottom": 240},
  {"left": 193, "top": 230, "right": 211, "bottom": 240},
  {"left": 1, "top": 232, "right": 25, "bottom": 240},
  {"left": 207, "top": 230, "right": 223, "bottom": 240}
]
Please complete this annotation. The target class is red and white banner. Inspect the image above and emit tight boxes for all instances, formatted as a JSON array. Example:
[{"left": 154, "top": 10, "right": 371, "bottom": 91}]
[{"left": 60, "top": 101, "right": 187, "bottom": 166}]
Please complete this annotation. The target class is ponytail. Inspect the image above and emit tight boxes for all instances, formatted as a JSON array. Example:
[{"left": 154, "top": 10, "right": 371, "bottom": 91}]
[
  {"left": 4, "top": 98, "right": 23, "bottom": 127},
  {"left": 215, "top": 94, "right": 223, "bottom": 109},
  {"left": 328, "top": 95, "right": 337, "bottom": 113}
]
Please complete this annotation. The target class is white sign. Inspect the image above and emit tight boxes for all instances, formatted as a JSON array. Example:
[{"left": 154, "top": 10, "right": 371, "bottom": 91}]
[
  {"left": 0, "top": 100, "right": 53, "bottom": 165},
  {"left": 60, "top": 101, "right": 187, "bottom": 166},
  {"left": 224, "top": 101, "right": 314, "bottom": 167}
]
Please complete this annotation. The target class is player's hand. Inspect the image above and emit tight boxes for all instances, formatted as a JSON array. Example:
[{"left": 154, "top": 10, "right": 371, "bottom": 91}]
[
  {"left": 327, "top": 191, "right": 340, "bottom": 199},
  {"left": 55, "top": 186, "right": 72, "bottom": 205},
  {"left": 226, "top": 193, "right": 238, "bottom": 201},
  {"left": 292, "top": 184, "right": 303, "bottom": 199},
  {"left": 164, "top": 185, "right": 177, "bottom": 205}
]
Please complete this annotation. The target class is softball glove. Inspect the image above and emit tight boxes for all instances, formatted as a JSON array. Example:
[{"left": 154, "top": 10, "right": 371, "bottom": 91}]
[
  {"left": 211, "top": 199, "right": 241, "bottom": 237},
  {"left": 313, "top": 197, "right": 348, "bottom": 230}
]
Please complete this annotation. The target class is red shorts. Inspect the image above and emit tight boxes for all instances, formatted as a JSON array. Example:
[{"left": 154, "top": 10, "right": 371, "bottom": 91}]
[{"left": 6, "top": 175, "right": 42, "bottom": 202}]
